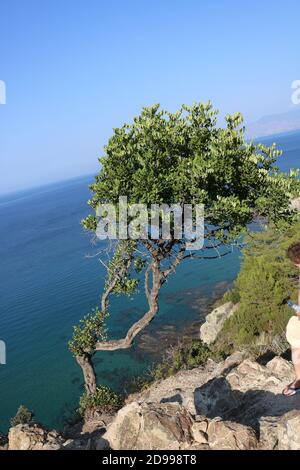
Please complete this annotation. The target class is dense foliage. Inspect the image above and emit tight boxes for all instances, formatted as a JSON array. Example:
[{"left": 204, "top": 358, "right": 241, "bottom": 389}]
[
  {"left": 69, "top": 307, "right": 106, "bottom": 356},
  {"left": 78, "top": 385, "right": 122, "bottom": 416},
  {"left": 215, "top": 222, "right": 300, "bottom": 352},
  {"left": 83, "top": 102, "right": 300, "bottom": 238}
]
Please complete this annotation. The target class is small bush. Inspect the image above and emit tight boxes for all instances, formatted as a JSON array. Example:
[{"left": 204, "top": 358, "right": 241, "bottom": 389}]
[
  {"left": 10, "top": 405, "right": 34, "bottom": 427},
  {"left": 134, "top": 339, "right": 223, "bottom": 390},
  {"left": 171, "top": 340, "right": 220, "bottom": 372},
  {"left": 69, "top": 307, "right": 106, "bottom": 356},
  {"left": 79, "top": 385, "right": 122, "bottom": 416},
  {"left": 220, "top": 287, "right": 241, "bottom": 305}
]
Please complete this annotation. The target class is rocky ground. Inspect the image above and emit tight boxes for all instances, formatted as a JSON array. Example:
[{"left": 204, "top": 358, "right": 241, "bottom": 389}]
[{"left": 3, "top": 350, "right": 300, "bottom": 450}]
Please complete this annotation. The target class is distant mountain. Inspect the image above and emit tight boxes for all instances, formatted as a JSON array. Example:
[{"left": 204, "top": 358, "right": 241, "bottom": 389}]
[{"left": 246, "top": 108, "right": 300, "bottom": 139}]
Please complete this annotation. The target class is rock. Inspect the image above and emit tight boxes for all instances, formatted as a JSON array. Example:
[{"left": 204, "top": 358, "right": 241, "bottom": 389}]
[
  {"left": 259, "top": 410, "right": 300, "bottom": 450},
  {"left": 95, "top": 437, "right": 110, "bottom": 450},
  {"left": 82, "top": 408, "right": 115, "bottom": 434},
  {"left": 277, "top": 410, "right": 300, "bottom": 450},
  {"left": 194, "top": 415, "right": 209, "bottom": 432},
  {"left": 194, "top": 376, "right": 241, "bottom": 418},
  {"left": 226, "top": 358, "right": 278, "bottom": 391},
  {"left": 8, "top": 424, "right": 64, "bottom": 450},
  {"left": 187, "top": 443, "right": 210, "bottom": 450},
  {"left": 127, "top": 368, "right": 212, "bottom": 415},
  {"left": 207, "top": 418, "right": 258, "bottom": 450},
  {"left": 127, "top": 352, "right": 245, "bottom": 415},
  {"left": 62, "top": 437, "right": 95, "bottom": 450},
  {"left": 225, "top": 357, "right": 297, "bottom": 428},
  {"left": 258, "top": 416, "right": 280, "bottom": 450},
  {"left": 191, "top": 419, "right": 208, "bottom": 444},
  {"left": 265, "top": 356, "right": 294, "bottom": 378},
  {"left": 220, "top": 351, "right": 246, "bottom": 372},
  {"left": 100, "top": 402, "right": 194, "bottom": 450},
  {"left": 128, "top": 352, "right": 300, "bottom": 439},
  {"left": 200, "top": 302, "right": 239, "bottom": 345},
  {"left": 0, "top": 434, "right": 8, "bottom": 450},
  {"left": 5, "top": 352, "right": 300, "bottom": 451},
  {"left": 290, "top": 197, "right": 300, "bottom": 212}
]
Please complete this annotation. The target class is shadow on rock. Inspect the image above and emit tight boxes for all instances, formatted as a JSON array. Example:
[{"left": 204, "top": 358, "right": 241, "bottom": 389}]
[{"left": 194, "top": 376, "right": 300, "bottom": 430}]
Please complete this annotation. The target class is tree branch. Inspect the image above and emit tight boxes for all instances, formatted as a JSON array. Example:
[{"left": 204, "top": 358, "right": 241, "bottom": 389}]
[
  {"left": 101, "top": 256, "right": 132, "bottom": 315},
  {"left": 183, "top": 250, "right": 232, "bottom": 260},
  {"left": 162, "top": 245, "right": 186, "bottom": 278},
  {"left": 95, "top": 262, "right": 162, "bottom": 351}
]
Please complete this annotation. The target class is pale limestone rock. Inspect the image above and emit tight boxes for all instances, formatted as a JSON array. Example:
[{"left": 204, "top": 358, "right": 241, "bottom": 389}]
[
  {"left": 194, "top": 415, "right": 209, "bottom": 432},
  {"left": 8, "top": 424, "right": 63, "bottom": 450},
  {"left": 188, "top": 442, "right": 210, "bottom": 450},
  {"left": 207, "top": 418, "right": 257, "bottom": 450},
  {"left": 258, "top": 416, "right": 279, "bottom": 450},
  {"left": 126, "top": 352, "right": 245, "bottom": 415},
  {"left": 259, "top": 410, "right": 300, "bottom": 450},
  {"left": 128, "top": 353, "right": 297, "bottom": 434},
  {"left": 277, "top": 410, "right": 300, "bottom": 450},
  {"left": 191, "top": 422, "right": 208, "bottom": 444},
  {"left": 290, "top": 197, "right": 300, "bottom": 212},
  {"left": 265, "top": 356, "right": 294, "bottom": 378},
  {"left": 100, "top": 402, "right": 194, "bottom": 450},
  {"left": 200, "top": 302, "right": 239, "bottom": 345}
]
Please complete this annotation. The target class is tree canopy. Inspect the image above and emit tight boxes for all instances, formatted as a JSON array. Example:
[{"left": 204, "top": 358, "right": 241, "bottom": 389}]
[{"left": 83, "top": 102, "right": 299, "bottom": 237}]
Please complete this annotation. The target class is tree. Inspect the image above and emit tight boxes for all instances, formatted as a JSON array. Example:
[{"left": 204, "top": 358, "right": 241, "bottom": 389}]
[{"left": 69, "top": 102, "right": 300, "bottom": 395}]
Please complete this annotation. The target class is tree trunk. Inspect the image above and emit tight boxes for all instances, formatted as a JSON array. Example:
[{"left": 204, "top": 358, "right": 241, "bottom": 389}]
[
  {"left": 74, "top": 246, "right": 186, "bottom": 393},
  {"left": 94, "top": 261, "right": 163, "bottom": 351},
  {"left": 76, "top": 353, "right": 97, "bottom": 395}
]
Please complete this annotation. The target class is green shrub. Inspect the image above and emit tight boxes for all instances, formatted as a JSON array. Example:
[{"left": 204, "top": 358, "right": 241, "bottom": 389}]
[
  {"left": 220, "top": 287, "right": 241, "bottom": 305},
  {"left": 136, "top": 340, "right": 223, "bottom": 388},
  {"left": 171, "top": 340, "right": 220, "bottom": 371},
  {"left": 215, "top": 222, "right": 300, "bottom": 352},
  {"left": 78, "top": 385, "right": 122, "bottom": 416},
  {"left": 69, "top": 307, "right": 106, "bottom": 356},
  {"left": 10, "top": 405, "right": 34, "bottom": 427}
]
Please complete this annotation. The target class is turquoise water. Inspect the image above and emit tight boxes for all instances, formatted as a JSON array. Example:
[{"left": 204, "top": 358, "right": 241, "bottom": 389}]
[{"left": 1, "top": 130, "right": 299, "bottom": 432}]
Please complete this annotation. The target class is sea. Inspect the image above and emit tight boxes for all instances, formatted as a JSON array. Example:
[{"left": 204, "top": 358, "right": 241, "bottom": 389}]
[{"left": 1, "top": 130, "right": 300, "bottom": 432}]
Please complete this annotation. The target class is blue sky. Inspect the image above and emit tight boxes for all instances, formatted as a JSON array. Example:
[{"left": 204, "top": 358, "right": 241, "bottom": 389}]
[{"left": 0, "top": 0, "right": 299, "bottom": 194}]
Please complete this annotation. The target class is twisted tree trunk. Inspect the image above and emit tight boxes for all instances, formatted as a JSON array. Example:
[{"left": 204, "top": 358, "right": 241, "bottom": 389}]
[
  {"left": 95, "top": 260, "right": 162, "bottom": 351},
  {"left": 76, "top": 244, "right": 186, "bottom": 395},
  {"left": 76, "top": 353, "right": 97, "bottom": 395}
]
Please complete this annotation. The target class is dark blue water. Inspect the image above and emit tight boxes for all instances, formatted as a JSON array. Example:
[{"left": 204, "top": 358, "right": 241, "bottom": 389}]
[
  {"left": 1, "top": 130, "right": 299, "bottom": 433},
  {"left": 259, "top": 130, "right": 300, "bottom": 172}
]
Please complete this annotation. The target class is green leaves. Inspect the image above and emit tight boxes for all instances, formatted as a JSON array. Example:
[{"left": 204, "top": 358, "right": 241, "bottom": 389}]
[
  {"left": 216, "top": 223, "right": 300, "bottom": 350},
  {"left": 105, "top": 240, "right": 139, "bottom": 296},
  {"left": 69, "top": 307, "right": 106, "bottom": 356},
  {"left": 78, "top": 385, "right": 122, "bottom": 416},
  {"left": 83, "top": 102, "right": 300, "bottom": 243}
]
